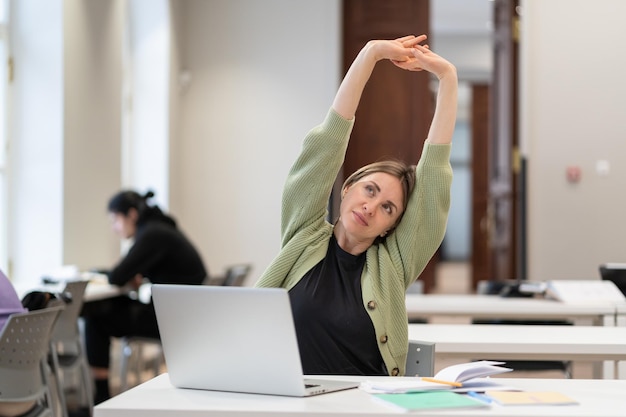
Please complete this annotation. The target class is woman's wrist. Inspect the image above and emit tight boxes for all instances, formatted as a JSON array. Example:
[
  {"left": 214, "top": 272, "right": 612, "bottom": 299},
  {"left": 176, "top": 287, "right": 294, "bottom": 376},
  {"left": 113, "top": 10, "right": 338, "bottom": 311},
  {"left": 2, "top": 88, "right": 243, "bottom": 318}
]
[
  {"left": 436, "top": 63, "right": 458, "bottom": 81},
  {"left": 362, "top": 40, "right": 387, "bottom": 63}
]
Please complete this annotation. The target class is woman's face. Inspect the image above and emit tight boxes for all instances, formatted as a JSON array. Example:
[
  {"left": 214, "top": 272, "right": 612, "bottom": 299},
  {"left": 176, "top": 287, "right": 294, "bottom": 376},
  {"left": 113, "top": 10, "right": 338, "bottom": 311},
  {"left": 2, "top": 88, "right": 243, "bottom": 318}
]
[
  {"left": 339, "top": 172, "right": 404, "bottom": 243},
  {"left": 109, "top": 208, "right": 138, "bottom": 239}
]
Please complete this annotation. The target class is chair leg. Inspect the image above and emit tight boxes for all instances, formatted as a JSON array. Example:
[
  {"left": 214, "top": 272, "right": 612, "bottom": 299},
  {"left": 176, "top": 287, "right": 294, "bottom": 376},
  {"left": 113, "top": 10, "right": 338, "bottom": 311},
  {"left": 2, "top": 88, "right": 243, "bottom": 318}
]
[
  {"left": 564, "top": 361, "right": 573, "bottom": 379},
  {"left": 41, "top": 358, "right": 63, "bottom": 417},
  {"left": 77, "top": 344, "right": 94, "bottom": 415},
  {"left": 119, "top": 337, "right": 164, "bottom": 393},
  {"left": 48, "top": 344, "right": 70, "bottom": 417},
  {"left": 134, "top": 343, "right": 143, "bottom": 387},
  {"left": 152, "top": 347, "right": 164, "bottom": 377},
  {"left": 119, "top": 338, "right": 131, "bottom": 393}
]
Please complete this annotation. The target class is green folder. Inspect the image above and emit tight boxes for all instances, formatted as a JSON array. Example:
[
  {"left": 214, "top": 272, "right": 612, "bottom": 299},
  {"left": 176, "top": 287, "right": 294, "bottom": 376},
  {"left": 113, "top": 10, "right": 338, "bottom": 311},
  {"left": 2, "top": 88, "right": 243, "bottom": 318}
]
[{"left": 373, "top": 391, "right": 489, "bottom": 411}]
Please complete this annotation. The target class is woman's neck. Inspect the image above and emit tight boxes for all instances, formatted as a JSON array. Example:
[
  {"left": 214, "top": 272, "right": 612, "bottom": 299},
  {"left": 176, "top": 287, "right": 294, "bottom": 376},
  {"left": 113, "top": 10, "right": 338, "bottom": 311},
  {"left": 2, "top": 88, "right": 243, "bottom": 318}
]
[{"left": 333, "top": 221, "right": 374, "bottom": 256}]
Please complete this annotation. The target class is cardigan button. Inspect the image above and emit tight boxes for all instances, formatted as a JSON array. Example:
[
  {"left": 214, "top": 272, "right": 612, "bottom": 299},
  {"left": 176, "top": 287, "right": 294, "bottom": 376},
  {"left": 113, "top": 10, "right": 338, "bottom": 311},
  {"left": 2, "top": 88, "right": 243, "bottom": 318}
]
[
  {"left": 379, "top": 334, "right": 388, "bottom": 343},
  {"left": 367, "top": 300, "right": 376, "bottom": 310},
  {"left": 391, "top": 367, "right": 400, "bottom": 376}
]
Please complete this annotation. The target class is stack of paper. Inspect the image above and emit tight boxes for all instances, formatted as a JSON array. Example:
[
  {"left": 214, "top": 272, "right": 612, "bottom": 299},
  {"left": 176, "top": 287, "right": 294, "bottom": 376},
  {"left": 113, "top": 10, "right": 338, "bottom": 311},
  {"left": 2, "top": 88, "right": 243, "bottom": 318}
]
[
  {"left": 433, "top": 360, "right": 512, "bottom": 383},
  {"left": 360, "top": 360, "right": 512, "bottom": 394},
  {"left": 361, "top": 378, "right": 451, "bottom": 394}
]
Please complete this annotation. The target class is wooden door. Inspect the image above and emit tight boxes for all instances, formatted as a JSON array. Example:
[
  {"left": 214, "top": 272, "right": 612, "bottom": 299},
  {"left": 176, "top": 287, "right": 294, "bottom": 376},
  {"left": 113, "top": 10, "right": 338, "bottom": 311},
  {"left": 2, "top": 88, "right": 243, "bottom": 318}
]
[
  {"left": 341, "top": 0, "right": 436, "bottom": 291},
  {"left": 471, "top": 0, "right": 521, "bottom": 288},
  {"left": 471, "top": 84, "right": 491, "bottom": 287}
]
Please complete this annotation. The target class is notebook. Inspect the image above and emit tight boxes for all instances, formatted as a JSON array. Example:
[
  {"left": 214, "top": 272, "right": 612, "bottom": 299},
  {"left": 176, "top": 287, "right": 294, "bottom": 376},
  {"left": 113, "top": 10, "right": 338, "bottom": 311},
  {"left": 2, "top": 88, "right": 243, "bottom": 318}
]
[{"left": 151, "top": 284, "right": 359, "bottom": 397}]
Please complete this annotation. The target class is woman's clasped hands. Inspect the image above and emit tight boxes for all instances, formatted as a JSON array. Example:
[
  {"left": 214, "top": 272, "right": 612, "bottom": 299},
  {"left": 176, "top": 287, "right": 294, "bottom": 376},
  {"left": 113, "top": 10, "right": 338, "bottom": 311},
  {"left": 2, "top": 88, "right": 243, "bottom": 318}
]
[{"left": 368, "top": 34, "right": 456, "bottom": 80}]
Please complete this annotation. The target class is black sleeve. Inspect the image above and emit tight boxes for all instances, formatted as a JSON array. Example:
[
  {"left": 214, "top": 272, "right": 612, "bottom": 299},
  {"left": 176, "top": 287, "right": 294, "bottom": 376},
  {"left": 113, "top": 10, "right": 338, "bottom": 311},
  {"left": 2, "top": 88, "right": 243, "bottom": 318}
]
[{"left": 107, "top": 228, "right": 169, "bottom": 286}]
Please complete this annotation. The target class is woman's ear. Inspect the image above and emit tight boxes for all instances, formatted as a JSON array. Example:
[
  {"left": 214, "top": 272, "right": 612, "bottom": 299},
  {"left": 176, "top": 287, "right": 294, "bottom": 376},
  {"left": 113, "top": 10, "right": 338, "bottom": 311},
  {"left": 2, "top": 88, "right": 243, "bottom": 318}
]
[
  {"left": 128, "top": 207, "right": 139, "bottom": 222},
  {"left": 342, "top": 185, "right": 351, "bottom": 199}
]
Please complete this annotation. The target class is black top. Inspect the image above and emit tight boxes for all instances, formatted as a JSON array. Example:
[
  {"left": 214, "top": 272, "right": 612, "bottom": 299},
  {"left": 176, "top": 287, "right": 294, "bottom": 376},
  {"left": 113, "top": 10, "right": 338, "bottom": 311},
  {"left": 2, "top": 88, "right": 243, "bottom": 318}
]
[
  {"left": 108, "top": 212, "right": 207, "bottom": 288},
  {"left": 288, "top": 235, "right": 386, "bottom": 376}
]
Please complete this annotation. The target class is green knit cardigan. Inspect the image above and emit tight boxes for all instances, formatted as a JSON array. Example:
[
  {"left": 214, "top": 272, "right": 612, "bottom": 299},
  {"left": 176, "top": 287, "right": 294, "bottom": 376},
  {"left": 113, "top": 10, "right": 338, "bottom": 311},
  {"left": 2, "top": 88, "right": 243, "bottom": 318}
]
[{"left": 255, "top": 108, "right": 452, "bottom": 376}]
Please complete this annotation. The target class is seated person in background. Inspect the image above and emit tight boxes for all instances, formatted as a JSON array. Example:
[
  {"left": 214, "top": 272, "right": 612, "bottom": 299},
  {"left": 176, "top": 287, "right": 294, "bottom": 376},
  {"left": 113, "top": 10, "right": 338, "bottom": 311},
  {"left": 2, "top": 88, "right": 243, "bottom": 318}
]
[
  {"left": 83, "top": 190, "right": 208, "bottom": 404},
  {"left": 0, "top": 269, "right": 35, "bottom": 417},
  {"left": 0, "top": 269, "right": 27, "bottom": 330}
]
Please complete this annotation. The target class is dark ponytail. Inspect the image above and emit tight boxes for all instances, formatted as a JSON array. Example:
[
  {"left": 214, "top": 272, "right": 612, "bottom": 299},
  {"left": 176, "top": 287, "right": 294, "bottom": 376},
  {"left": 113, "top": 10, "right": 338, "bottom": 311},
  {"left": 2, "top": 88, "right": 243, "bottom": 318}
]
[
  {"left": 107, "top": 190, "right": 153, "bottom": 215},
  {"left": 107, "top": 189, "right": 175, "bottom": 227}
]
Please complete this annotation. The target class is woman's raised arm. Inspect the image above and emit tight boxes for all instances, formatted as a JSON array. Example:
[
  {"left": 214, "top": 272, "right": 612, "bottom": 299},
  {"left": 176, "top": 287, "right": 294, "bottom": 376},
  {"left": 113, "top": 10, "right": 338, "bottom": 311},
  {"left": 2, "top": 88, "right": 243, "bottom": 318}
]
[{"left": 331, "top": 35, "right": 427, "bottom": 120}]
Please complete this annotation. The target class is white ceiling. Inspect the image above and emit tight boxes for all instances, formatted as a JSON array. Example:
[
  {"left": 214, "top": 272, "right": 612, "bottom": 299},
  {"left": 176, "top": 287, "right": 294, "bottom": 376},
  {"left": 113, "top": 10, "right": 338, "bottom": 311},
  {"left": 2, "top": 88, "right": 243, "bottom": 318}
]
[{"left": 431, "top": 0, "right": 493, "bottom": 36}]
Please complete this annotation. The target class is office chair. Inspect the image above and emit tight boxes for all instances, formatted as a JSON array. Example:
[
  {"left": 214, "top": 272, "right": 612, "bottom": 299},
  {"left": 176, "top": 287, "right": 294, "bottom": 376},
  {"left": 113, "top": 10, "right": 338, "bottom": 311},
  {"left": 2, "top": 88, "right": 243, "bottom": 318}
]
[
  {"left": 221, "top": 264, "right": 252, "bottom": 287},
  {"left": 472, "top": 279, "right": 573, "bottom": 378},
  {"left": 204, "top": 264, "right": 252, "bottom": 286},
  {"left": 0, "top": 307, "right": 64, "bottom": 417},
  {"left": 118, "top": 281, "right": 165, "bottom": 393},
  {"left": 47, "top": 280, "right": 93, "bottom": 417},
  {"left": 118, "top": 335, "right": 164, "bottom": 392},
  {"left": 599, "top": 263, "right": 626, "bottom": 296},
  {"left": 405, "top": 340, "right": 435, "bottom": 377}
]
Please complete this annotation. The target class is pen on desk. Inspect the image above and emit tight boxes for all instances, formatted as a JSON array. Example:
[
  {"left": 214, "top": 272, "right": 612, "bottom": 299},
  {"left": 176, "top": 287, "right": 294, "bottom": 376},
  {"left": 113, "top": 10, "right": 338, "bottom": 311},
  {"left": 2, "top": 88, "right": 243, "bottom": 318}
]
[
  {"left": 467, "top": 391, "right": 493, "bottom": 404},
  {"left": 420, "top": 377, "right": 463, "bottom": 387}
]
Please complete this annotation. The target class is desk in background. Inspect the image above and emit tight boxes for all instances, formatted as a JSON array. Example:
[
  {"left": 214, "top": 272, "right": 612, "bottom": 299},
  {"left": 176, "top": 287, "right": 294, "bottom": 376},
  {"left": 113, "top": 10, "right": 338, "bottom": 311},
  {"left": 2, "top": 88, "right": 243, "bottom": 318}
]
[
  {"left": 405, "top": 294, "right": 620, "bottom": 326},
  {"left": 94, "top": 373, "right": 626, "bottom": 417},
  {"left": 16, "top": 274, "right": 125, "bottom": 303},
  {"left": 408, "top": 323, "right": 626, "bottom": 379},
  {"left": 81, "top": 275, "right": 125, "bottom": 302},
  {"left": 616, "top": 303, "right": 626, "bottom": 327}
]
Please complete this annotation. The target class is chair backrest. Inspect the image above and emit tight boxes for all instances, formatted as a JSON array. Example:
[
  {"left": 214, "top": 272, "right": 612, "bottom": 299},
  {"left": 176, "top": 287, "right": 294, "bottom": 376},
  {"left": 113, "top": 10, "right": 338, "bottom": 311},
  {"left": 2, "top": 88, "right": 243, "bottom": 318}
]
[
  {"left": 405, "top": 340, "right": 435, "bottom": 377},
  {"left": 221, "top": 264, "right": 252, "bottom": 287},
  {"left": 0, "top": 307, "right": 63, "bottom": 402},
  {"left": 50, "top": 280, "right": 89, "bottom": 346},
  {"left": 599, "top": 263, "right": 626, "bottom": 296}
]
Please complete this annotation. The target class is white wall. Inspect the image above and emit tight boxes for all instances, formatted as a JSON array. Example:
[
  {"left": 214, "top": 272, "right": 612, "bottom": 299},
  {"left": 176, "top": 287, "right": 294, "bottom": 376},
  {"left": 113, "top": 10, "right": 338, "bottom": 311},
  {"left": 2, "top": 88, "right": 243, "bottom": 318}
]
[
  {"left": 433, "top": 34, "right": 492, "bottom": 84},
  {"left": 10, "top": 0, "right": 64, "bottom": 283},
  {"left": 521, "top": 0, "right": 626, "bottom": 280},
  {"left": 176, "top": 0, "right": 626, "bottom": 283},
  {"left": 9, "top": 0, "right": 341, "bottom": 285},
  {"left": 9, "top": 0, "right": 626, "bottom": 287},
  {"left": 9, "top": 0, "right": 124, "bottom": 285},
  {"left": 126, "top": 0, "right": 170, "bottom": 207},
  {"left": 169, "top": 0, "right": 341, "bottom": 281},
  {"left": 63, "top": 0, "right": 124, "bottom": 275}
]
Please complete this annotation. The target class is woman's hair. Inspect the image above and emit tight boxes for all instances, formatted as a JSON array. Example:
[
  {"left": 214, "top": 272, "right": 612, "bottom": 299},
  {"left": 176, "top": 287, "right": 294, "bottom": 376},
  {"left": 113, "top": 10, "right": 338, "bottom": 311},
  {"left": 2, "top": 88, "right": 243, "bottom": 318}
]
[
  {"left": 107, "top": 190, "right": 154, "bottom": 216},
  {"left": 341, "top": 160, "right": 416, "bottom": 233},
  {"left": 107, "top": 189, "right": 175, "bottom": 227}
]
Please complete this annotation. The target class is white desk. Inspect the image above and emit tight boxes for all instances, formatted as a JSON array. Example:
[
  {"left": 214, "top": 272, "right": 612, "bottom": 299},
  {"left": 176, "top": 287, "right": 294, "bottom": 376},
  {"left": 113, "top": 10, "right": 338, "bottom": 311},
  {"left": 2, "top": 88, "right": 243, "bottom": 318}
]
[
  {"left": 16, "top": 275, "right": 124, "bottom": 303},
  {"left": 81, "top": 277, "right": 125, "bottom": 302},
  {"left": 405, "top": 294, "right": 619, "bottom": 326},
  {"left": 408, "top": 323, "right": 626, "bottom": 378},
  {"left": 616, "top": 304, "right": 626, "bottom": 327},
  {"left": 94, "top": 373, "right": 626, "bottom": 417}
]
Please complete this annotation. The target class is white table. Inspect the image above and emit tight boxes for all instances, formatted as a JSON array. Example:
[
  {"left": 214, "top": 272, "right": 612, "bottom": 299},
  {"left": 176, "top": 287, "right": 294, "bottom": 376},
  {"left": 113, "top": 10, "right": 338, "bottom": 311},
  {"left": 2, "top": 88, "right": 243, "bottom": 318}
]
[
  {"left": 615, "top": 304, "right": 626, "bottom": 327},
  {"left": 405, "top": 294, "right": 620, "bottom": 326},
  {"left": 408, "top": 323, "right": 626, "bottom": 378},
  {"left": 16, "top": 274, "right": 125, "bottom": 303},
  {"left": 94, "top": 373, "right": 626, "bottom": 417},
  {"left": 81, "top": 276, "right": 125, "bottom": 302}
]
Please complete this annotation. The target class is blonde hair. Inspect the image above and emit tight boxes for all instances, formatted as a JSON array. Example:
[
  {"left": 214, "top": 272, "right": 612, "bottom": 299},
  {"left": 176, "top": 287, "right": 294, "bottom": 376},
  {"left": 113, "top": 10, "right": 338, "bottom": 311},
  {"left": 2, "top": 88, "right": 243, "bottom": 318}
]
[{"left": 342, "top": 160, "right": 416, "bottom": 234}]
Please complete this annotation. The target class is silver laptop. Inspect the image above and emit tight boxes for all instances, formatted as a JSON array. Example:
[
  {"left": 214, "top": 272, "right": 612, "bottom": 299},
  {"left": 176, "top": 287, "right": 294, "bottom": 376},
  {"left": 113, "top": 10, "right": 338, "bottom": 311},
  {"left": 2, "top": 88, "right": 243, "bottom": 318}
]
[{"left": 151, "top": 284, "right": 359, "bottom": 397}]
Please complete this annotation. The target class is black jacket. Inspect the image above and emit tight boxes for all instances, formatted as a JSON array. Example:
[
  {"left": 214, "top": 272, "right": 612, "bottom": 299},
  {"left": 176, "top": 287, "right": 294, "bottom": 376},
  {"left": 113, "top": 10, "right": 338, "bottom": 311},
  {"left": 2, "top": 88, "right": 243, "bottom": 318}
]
[{"left": 108, "top": 209, "right": 207, "bottom": 287}]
